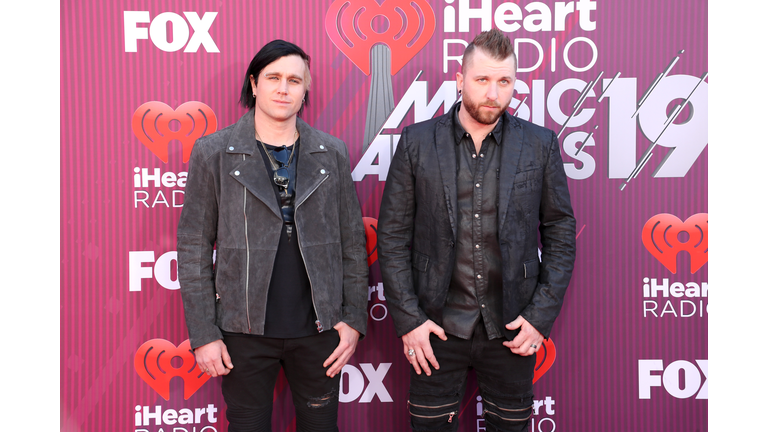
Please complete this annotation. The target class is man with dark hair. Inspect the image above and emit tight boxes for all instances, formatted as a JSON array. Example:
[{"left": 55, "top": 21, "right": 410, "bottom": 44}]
[
  {"left": 378, "top": 29, "right": 576, "bottom": 432},
  {"left": 177, "top": 39, "right": 368, "bottom": 432}
]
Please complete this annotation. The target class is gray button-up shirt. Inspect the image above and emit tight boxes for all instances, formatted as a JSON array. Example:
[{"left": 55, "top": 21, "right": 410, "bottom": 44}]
[{"left": 442, "top": 103, "right": 505, "bottom": 340}]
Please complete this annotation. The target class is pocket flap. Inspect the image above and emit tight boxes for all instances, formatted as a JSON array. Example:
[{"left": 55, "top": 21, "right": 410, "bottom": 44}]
[
  {"left": 523, "top": 260, "right": 539, "bottom": 279},
  {"left": 411, "top": 251, "right": 430, "bottom": 272}
]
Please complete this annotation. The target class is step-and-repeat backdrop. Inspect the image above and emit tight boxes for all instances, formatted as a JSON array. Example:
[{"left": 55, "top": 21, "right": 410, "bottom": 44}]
[{"left": 61, "top": 1, "right": 707, "bottom": 430}]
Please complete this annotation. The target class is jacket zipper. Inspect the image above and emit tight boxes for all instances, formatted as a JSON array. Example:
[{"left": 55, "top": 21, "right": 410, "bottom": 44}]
[
  {"left": 294, "top": 173, "right": 328, "bottom": 331},
  {"left": 242, "top": 155, "right": 251, "bottom": 331}
]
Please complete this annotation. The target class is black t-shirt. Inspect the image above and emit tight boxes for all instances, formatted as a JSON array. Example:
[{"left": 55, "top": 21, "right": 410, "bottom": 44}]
[{"left": 256, "top": 139, "right": 317, "bottom": 338}]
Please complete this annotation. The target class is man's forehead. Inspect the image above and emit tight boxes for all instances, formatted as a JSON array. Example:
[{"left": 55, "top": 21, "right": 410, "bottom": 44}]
[
  {"left": 465, "top": 49, "right": 515, "bottom": 74},
  {"left": 263, "top": 55, "right": 307, "bottom": 76}
]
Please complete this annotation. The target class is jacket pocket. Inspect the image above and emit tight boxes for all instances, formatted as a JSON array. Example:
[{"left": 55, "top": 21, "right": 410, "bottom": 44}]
[
  {"left": 512, "top": 168, "right": 543, "bottom": 195},
  {"left": 411, "top": 250, "right": 430, "bottom": 272},
  {"left": 523, "top": 259, "right": 539, "bottom": 279}
]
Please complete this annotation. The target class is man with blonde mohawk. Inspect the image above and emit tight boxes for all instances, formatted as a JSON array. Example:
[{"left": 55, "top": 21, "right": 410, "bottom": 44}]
[{"left": 378, "top": 29, "right": 576, "bottom": 431}]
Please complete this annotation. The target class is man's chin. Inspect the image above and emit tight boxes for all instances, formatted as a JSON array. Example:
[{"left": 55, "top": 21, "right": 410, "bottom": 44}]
[{"left": 474, "top": 110, "right": 503, "bottom": 125}]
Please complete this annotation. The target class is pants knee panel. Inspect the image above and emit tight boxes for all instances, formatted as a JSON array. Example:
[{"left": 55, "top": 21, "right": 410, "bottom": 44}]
[{"left": 480, "top": 393, "right": 533, "bottom": 432}]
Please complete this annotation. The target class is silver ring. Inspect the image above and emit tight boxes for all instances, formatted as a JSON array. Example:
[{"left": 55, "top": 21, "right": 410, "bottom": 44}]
[
  {"left": 531, "top": 344, "right": 537, "bottom": 349},
  {"left": 408, "top": 349, "right": 415, "bottom": 356}
]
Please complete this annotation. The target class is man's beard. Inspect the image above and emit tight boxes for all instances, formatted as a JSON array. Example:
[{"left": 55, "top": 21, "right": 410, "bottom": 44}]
[{"left": 462, "top": 94, "right": 509, "bottom": 125}]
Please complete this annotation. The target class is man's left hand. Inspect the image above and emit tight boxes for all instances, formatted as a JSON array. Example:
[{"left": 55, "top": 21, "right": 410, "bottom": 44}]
[
  {"left": 323, "top": 321, "right": 360, "bottom": 378},
  {"left": 503, "top": 316, "right": 544, "bottom": 356}
]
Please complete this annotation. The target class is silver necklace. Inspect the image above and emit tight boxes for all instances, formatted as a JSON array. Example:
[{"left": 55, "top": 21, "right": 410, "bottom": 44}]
[{"left": 255, "top": 128, "right": 298, "bottom": 190}]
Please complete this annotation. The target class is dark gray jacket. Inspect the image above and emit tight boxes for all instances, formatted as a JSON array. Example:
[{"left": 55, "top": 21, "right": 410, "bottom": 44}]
[
  {"left": 177, "top": 110, "right": 369, "bottom": 349},
  {"left": 377, "top": 109, "right": 576, "bottom": 340}
]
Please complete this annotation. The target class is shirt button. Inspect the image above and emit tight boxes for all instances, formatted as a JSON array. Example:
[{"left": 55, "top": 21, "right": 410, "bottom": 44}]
[
  {"left": 320, "top": 169, "right": 327, "bottom": 174},
  {"left": 475, "top": 183, "right": 480, "bottom": 188},
  {"left": 480, "top": 153, "right": 485, "bottom": 158},
  {"left": 228, "top": 146, "right": 234, "bottom": 151},
  {"left": 319, "top": 145, "right": 325, "bottom": 150},
  {"left": 475, "top": 244, "right": 480, "bottom": 249},
  {"left": 481, "top": 304, "right": 486, "bottom": 308},
  {"left": 472, "top": 154, "right": 476, "bottom": 159},
  {"left": 474, "top": 214, "right": 479, "bottom": 218},
  {"left": 234, "top": 171, "right": 240, "bottom": 176},
  {"left": 477, "top": 274, "right": 483, "bottom": 279}
]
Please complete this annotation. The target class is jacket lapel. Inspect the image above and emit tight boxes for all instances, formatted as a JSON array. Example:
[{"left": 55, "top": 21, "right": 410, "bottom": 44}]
[
  {"left": 227, "top": 110, "right": 282, "bottom": 219},
  {"left": 294, "top": 118, "right": 329, "bottom": 208},
  {"left": 435, "top": 116, "right": 458, "bottom": 240},
  {"left": 497, "top": 113, "right": 524, "bottom": 234}
]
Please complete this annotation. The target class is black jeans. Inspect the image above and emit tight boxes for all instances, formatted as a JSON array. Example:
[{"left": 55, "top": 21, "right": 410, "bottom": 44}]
[
  {"left": 221, "top": 329, "right": 341, "bottom": 432},
  {"left": 408, "top": 323, "right": 535, "bottom": 432}
]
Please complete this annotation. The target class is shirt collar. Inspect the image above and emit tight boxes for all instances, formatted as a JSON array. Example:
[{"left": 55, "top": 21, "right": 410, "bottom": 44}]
[{"left": 452, "top": 102, "right": 504, "bottom": 146}]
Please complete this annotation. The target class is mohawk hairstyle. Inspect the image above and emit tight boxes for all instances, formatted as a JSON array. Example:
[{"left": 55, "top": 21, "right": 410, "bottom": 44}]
[{"left": 461, "top": 28, "right": 517, "bottom": 73}]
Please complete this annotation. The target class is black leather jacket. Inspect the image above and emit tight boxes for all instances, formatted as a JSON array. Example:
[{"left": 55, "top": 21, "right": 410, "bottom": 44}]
[
  {"left": 377, "top": 109, "right": 576, "bottom": 340},
  {"left": 177, "top": 110, "right": 369, "bottom": 349}
]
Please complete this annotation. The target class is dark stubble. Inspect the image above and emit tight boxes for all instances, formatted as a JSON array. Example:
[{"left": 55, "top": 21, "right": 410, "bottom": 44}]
[{"left": 462, "top": 93, "right": 510, "bottom": 125}]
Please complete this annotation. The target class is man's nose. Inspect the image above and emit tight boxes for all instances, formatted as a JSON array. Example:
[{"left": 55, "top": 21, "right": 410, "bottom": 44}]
[
  {"left": 278, "top": 79, "right": 289, "bottom": 94},
  {"left": 486, "top": 83, "right": 498, "bottom": 100}
]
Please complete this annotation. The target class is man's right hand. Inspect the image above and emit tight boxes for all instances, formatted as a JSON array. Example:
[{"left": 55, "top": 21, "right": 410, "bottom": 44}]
[
  {"left": 194, "top": 339, "right": 234, "bottom": 377},
  {"left": 402, "top": 320, "right": 447, "bottom": 376}
]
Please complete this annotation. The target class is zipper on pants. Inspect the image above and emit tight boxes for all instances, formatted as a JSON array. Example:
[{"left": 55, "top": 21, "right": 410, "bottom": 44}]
[{"left": 407, "top": 400, "right": 458, "bottom": 424}]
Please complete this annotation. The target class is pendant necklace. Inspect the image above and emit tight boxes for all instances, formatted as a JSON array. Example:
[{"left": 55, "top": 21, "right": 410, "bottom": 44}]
[{"left": 255, "top": 128, "right": 298, "bottom": 191}]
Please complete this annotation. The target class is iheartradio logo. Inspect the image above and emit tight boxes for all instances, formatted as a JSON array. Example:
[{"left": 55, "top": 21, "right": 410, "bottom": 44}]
[
  {"left": 134, "top": 339, "right": 210, "bottom": 400},
  {"left": 642, "top": 213, "right": 708, "bottom": 274},
  {"left": 132, "top": 101, "right": 217, "bottom": 163},
  {"left": 325, "top": 0, "right": 435, "bottom": 76},
  {"left": 363, "top": 217, "right": 378, "bottom": 266},
  {"left": 533, "top": 338, "right": 556, "bottom": 384},
  {"left": 325, "top": 0, "right": 436, "bottom": 149}
]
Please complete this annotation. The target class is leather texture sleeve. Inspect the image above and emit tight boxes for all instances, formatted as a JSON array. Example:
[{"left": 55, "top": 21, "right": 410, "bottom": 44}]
[
  {"left": 377, "top": 127, "right": 430, "bottom": 337},
  {"left": 519, "top": 130, "right": 576, "bottom": 339},
  {"left": 176, "top": 138, "right": 224, "bottom": 349},
  {"left": 335, "top": 141, "right": 370, "bottom": 338}
]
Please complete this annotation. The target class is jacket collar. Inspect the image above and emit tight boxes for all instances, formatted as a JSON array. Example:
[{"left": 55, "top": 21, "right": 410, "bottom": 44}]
[
  {"left": 225, "top": 110, "right": 331, "bottom": 218},
  {"left": 497, "top": 112, "right": 525, "bottom": 234}
]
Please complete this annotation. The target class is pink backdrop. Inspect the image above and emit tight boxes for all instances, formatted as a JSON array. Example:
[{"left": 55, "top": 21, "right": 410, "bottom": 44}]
[{"left": 61, "top": 1, "right": 708, "bottom": 430}]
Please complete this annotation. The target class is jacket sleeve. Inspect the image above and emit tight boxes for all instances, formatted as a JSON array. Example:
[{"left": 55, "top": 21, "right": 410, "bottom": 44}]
[
  {"left": 336, "top": 142, "right": 370, "bottom": 338},
  {"left": 520, "top": 130, "right": 576, "bottom": 338},
  {"left": 377, "top": 128, "right": 429, "bottom": 337},
  {"left": 177, "top": 141, "right": 223, "bottom": 349}
]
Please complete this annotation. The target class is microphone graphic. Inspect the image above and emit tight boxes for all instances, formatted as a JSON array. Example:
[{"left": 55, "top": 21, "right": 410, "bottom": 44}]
[{"left": 325, "top": 0, "right": 435, "bottom": 150}]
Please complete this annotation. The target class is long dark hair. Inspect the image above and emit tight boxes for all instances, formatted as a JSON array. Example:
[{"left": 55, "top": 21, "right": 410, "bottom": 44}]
[{"left": 239, "top": 39, "right": 311, "bottom": 115}]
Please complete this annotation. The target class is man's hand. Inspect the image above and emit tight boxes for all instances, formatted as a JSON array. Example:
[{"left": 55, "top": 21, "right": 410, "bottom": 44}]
[
  {"left": 503, "top": 316, "right": 544, "bottom": 356},
  {"left": 194, "top": 339, "right": 234, "bottom": 377},
  {"left": 323, "top": 322, "right": 360, "bottom": 378},
  {"left": 402, "top": 320, "right": 447, "bottom": 376}
]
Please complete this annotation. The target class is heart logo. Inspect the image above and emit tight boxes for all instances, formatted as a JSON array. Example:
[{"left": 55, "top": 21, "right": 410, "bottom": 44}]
[
  {"left": 325, "top": 0, "right": 436, "bottom": 75},
  {"left": 134, "top": 339, "right": 210, "bottom": 400},
  {"left": 533, "top": 338, "right": 556, "bottom": 384},
  {"left": 132, "top": 101, "right": 217, "bottom": 163},
  {"left": 363, "top": 217, "right": 378, "bottom": 266},
  {"left": 642, "top": 213, "right": 708, "bottom": 274}
]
